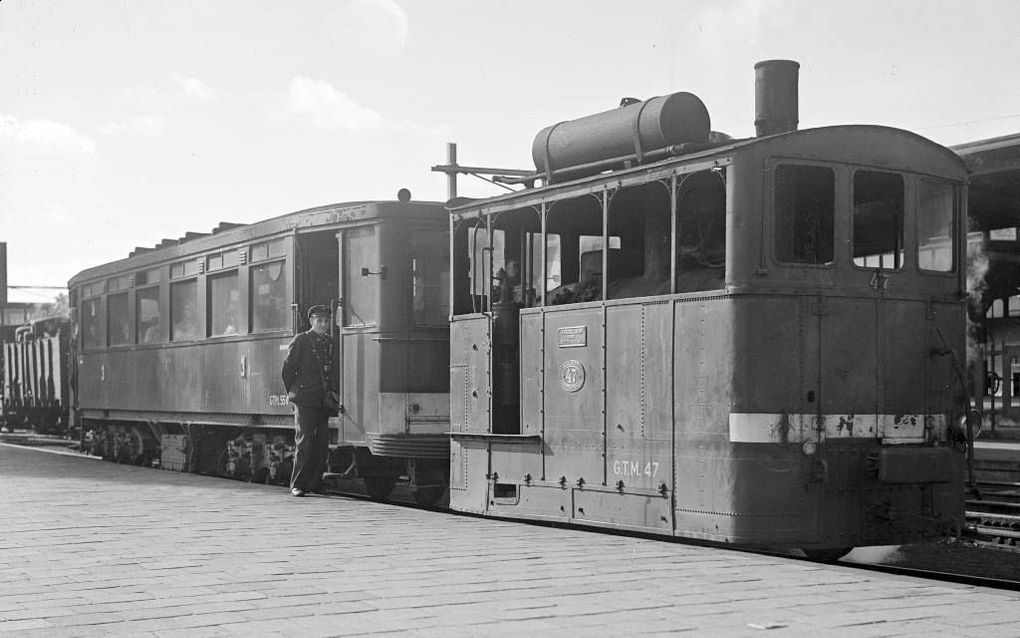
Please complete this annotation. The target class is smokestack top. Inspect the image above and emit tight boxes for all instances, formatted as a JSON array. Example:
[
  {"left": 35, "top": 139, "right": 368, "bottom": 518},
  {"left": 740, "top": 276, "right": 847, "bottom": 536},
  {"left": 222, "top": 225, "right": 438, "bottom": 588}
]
[{"left": 754, "top": 60, "right": 800, "bottom": 137}]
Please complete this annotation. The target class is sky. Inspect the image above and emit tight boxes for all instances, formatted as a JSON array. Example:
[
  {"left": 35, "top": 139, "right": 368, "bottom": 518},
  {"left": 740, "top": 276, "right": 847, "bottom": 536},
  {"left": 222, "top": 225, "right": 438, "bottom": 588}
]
[{"left": 3, "top": 0, "right": 1020, "bottom": 302}]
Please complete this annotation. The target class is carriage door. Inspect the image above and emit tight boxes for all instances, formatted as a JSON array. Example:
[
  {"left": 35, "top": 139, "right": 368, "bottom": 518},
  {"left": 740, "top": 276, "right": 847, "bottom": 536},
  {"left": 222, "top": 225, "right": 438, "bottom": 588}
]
[{"left": 337, "top": 226, "right": 380, "bottom": 442}]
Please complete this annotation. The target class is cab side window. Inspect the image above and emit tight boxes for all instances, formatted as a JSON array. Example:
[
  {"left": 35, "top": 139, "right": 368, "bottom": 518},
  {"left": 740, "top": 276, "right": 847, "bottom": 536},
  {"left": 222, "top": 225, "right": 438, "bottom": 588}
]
[
  {"left": 917, "top": 179, "right": 955, "bottom": 273},
  {"left": 853, "top": 170, "right": 904, "bottom": 269},
  {"left": 774, "top": 164, "right": 835, "bottom": 265}
]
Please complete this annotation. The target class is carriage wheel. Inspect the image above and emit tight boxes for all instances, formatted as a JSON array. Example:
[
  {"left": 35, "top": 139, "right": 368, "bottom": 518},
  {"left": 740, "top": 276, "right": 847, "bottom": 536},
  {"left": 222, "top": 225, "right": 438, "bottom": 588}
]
[
  {"left": 411, "top": 485, "right": 445, "bottom": 507},
  {"left": 364, "top": 476, "right": 396, "bottom": 501}
]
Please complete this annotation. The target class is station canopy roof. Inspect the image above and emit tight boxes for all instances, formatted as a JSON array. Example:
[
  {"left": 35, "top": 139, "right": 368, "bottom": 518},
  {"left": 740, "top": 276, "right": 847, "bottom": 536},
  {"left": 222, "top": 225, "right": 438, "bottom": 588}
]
[
  {"left": 954, "top": 133, "right": 1020, "bottom": 309},
  {"left": 954, "top": 133, "right": 1020, "bottom": 231}
]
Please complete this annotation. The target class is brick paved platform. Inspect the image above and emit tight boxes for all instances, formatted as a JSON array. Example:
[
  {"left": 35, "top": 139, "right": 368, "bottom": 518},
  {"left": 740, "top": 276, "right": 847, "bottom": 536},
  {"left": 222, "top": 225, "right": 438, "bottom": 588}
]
[{"left": 2, "top": 443, "right": 1019, "bottom": 637}]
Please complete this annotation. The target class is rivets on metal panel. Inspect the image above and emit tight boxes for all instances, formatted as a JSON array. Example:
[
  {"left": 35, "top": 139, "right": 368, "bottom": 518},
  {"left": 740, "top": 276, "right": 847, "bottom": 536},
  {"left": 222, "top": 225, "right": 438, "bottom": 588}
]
[
  {"left": 576, "top": 477, "right": 585, "bottom": 488},
  {"left": 491, "top": 472, "right": 499, "bottom": 482},
  {"left": 524, "top": 473, "right": 532, "bottom": 485},
  {"left": 616, "top": 480, "right": 624, "bottom": 492},
  {"left": 658, "top": 482, "right": 669, "bottom": 496},
  {"left": 559, "top": 476, "right": 567, "bottom": 488},
  {"left": 577, "top": 507, "right": 585, "bottom": 515}
]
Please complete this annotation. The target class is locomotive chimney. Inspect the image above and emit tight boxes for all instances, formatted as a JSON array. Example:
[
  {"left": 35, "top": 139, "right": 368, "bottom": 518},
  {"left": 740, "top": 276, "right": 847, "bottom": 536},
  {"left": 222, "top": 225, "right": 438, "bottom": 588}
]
[{"left": 754, "top": 60, "right": 799, "bottom": 137}]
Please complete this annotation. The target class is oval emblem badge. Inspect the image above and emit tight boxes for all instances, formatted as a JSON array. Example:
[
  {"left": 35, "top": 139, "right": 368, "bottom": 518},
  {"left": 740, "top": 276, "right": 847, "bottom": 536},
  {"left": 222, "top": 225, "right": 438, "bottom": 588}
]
[{"left": 559, "top": 359, "right": 585, "bottom": 392}]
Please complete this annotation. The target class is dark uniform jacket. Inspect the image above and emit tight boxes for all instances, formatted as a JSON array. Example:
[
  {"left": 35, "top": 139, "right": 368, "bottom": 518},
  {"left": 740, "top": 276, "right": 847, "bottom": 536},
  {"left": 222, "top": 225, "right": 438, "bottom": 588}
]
[{"left": 281, "top": 330, "right": 334, "bottom": 408}]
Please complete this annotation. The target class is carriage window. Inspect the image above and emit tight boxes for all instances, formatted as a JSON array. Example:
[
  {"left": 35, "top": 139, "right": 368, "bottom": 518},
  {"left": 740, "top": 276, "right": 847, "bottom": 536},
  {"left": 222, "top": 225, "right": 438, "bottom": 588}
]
[
  {"left": 1009, "top": 295, "right": 1020, "bottom": 318},
  {"left": 3, "top": 307, "right": 28, "bottom": 326},
  {"left": 82, "top": 297, "right": 105, "bottom": 350},
  {"left": 209, "top": 271, "right": 241, "bottom": 336},
  {"left": 107, "top": 292, "right": 130, "bottom": 346},
  {"left": 774, "top": 165, "right": 835, "bottom": 264},
  {"left": 171, "top": 260, "right": 199, "bottom": 279},
  {"left": 137, "top": 287, "right": 161, "bottom": 344},
  {"left": 251, "top": 261, "right": 287, "bottom": 332},
  {"left": 412, "top": 230, "right": 449, "bottom": 326},
  {"left": 989, "top": 298, "right": 1005, "bottom": 319},
  {"left": 918, "top": 179, "right": 955, "bottom": 273},
  {"left": 853, "top": 171, "right": 904, "bottom": 269},
  {"left": 342, "top": 226, "right": 379, "bottom": 327},
  {"left": 171, "top": 280, "right": 199, "bottom": 341}
]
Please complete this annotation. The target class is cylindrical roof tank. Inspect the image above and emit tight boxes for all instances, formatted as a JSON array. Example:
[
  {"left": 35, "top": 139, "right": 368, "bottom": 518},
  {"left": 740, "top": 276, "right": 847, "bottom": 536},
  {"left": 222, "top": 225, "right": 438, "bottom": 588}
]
[
  {"left": 531, "top": 92, "right": 710, "bottom": 175},
  {"left": 754, "top": 59, "right": 799, "bottom": 137}
]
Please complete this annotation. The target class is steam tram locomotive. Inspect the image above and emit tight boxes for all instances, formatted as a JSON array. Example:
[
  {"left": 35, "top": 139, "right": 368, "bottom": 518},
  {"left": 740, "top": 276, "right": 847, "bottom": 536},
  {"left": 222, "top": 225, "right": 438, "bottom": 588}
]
[
  {"left": 68, "top": 197, "right": 450, "bottom": 505},
  {"left": 447, "top": 61, "right": 969, "bottom": 559}
]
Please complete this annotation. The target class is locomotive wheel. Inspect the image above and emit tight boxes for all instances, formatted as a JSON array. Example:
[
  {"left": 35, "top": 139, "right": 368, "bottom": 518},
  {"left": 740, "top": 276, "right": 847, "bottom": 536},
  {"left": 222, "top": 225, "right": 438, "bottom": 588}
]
[
  {"left": 802, "top": 547, "right": 853, "bottom": 563},
  {"left": 364, "top": 476, "right": 396, "bottom": 501},
  {"left": 411, "top": 485, "right": 445, "bottom": 508}
]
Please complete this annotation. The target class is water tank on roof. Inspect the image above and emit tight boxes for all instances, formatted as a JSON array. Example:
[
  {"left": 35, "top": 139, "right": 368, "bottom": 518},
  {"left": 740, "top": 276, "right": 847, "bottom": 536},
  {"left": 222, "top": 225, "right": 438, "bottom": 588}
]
[{"left": 531, "top": 92, "right": 711, "bottom": 178}]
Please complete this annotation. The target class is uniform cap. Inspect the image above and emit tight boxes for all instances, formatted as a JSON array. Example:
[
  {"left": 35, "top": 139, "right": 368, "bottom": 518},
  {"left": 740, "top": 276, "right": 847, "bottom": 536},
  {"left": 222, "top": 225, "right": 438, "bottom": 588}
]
[{"left": 307, "top": 305, "right": 331, "bottom": 319}]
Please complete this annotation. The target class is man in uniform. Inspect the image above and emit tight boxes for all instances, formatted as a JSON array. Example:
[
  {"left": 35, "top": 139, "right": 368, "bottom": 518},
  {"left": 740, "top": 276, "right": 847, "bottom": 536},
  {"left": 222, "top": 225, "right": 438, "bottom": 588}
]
[{"left": 281, "top": 305, "right": 335, "bottom": 496}]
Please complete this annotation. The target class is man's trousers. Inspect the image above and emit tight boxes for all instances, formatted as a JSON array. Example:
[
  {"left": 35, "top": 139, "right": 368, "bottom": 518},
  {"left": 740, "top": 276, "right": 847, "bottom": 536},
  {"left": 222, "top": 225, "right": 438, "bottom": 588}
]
[{"left": 291, "top": 403, "right": 330, "bottom": 492}]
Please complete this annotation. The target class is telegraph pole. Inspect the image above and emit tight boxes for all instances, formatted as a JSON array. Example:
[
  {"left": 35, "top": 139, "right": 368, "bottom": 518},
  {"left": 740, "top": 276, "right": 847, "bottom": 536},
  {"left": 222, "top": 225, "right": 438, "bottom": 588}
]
[{"left": 0, "top": 242, "right": 7, "bottom": 307}]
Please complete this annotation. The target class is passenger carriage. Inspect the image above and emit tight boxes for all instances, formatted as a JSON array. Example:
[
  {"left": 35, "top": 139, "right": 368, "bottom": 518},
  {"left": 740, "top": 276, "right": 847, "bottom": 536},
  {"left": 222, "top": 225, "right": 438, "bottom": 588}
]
[{"left": 68, "top": 196, "right": 450, "bottom": 504}]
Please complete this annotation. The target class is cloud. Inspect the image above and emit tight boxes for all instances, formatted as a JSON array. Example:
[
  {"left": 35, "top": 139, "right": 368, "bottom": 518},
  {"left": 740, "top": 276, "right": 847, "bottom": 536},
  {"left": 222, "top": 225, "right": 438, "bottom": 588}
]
[
  {"left": 333, "top": 0, "right": 409, "bottom": 59},
  {"left": 0, "top": 113, "right": 96, "bottom": 158},
  {"left": 99, "top": 115, "right": 167, "bottom": 136},
  {"left": 286, "top": 76, "right": 384, "bottom": 132},
  {"left": 172, "top": 73, "right": 218, "bottom": 102}
]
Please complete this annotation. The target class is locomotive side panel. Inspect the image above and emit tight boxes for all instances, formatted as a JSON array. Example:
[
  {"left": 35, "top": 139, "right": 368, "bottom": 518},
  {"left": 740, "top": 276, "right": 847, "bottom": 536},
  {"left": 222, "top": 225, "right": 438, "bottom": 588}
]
[
  {"left": 448, "top": 315, "right": 492, "bottom": 513},
  {"left": 727, "top": 293, "right": 965, "bottom": 549},
  {"left": 541, "top": 305, "right": 605, "bottom": 488},
  {"left": 672, "top": 296, "right": 754, "bottom": 541},
  {"left": 519, "top": 310, "right": 543, "bottom": 437},
  {"left": 448, "top": 315, "right": 489, "bottom": 435},
  {"left": 604, "top": 301, "right": 672, "bottom": 495}
]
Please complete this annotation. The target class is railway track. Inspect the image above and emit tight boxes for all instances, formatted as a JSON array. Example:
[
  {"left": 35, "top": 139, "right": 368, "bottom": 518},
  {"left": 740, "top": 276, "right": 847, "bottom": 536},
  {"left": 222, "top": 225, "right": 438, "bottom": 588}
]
[
  {"left": 836, "top": 557, "right": 1020, "bottom": 591},
  {"left": 966, "top": 480, "right": 1020, "bottom": 550}
]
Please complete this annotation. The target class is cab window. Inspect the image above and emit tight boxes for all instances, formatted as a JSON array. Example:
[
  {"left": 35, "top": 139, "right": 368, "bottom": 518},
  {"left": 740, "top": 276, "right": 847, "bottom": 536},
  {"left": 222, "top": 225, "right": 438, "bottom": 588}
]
[
  {"left": 853, "top": 170, "right": 904, "bottom": 269},
  {"left": 917, "top": 179, "right": 955, "bottom": 273},
  {"left": 774, "top": 164, "right": 835, "bottom": 265}
]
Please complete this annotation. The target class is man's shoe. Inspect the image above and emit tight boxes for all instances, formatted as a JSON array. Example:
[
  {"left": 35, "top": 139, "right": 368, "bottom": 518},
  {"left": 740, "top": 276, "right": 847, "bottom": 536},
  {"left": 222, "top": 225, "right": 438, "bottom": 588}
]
[{"left": 290, "top": 488, "right": 306, "bottom": 497}]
